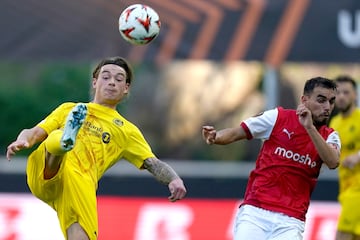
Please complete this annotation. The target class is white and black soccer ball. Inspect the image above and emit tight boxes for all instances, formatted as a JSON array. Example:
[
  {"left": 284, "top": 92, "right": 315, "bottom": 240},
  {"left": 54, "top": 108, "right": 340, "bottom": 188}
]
[{"left": 118, "top": 4, "right": 161, "bottom": 45}]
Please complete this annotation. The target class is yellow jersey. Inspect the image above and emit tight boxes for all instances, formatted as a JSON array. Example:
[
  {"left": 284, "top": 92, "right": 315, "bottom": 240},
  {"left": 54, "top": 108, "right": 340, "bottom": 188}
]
[
  {"left": 38, "top": 102, "right": 155, "bottom": 182},
  {"left": 330, "top": 108, "right": 360, "bottom": 196},
  {"left": 27, "top": 102, "right": 156, "bottom": 238}
]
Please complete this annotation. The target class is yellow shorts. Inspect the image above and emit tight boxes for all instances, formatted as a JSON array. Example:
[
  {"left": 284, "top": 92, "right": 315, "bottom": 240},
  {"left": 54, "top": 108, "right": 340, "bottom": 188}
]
[
  {"left": 27, "top": 142, "right": 98, "bottom": 239},
  {"left": 337, "top": 191, "right": 360, "bottom": 235}
]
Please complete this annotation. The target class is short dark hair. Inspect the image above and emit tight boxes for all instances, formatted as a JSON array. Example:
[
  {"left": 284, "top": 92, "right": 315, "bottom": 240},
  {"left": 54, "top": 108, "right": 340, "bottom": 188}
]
[
  {"left": 303, "top": 77, "right": 336, "bottom": 95},
  {"left": 92, "top": 56, "right": 133, "bottom": 85},
  {"left": 334, "top": 75, "right": 357, "bottom": 90}
]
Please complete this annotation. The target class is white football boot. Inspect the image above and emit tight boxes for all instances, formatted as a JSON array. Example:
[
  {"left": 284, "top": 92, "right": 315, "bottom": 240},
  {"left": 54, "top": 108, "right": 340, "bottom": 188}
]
[{"left": 60, "top": 103, "right": 87, "bottom": 151}]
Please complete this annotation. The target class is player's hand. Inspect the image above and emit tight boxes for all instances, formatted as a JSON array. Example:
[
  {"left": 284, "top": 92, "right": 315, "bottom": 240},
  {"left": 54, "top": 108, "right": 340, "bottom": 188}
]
[
  {"left": 168, "top": 178, "right": 187, "bottom": 202},
  {"left": 6, "top": 140, "right": 30, "bottom": 161},
  {"left": 202, "top": 126, "right": 217, "bottom": 145},
  {"left": 296, "top": 104, "right": 313, "bottom": 129},
  {"left": 342, "top": 153, "right": 360, "bottom": 169}
]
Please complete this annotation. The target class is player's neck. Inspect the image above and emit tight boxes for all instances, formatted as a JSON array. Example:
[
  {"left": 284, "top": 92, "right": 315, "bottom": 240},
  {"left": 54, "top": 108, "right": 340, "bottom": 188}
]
[{"left": 91, "top": 100, "right": 118, "bottom": 110}]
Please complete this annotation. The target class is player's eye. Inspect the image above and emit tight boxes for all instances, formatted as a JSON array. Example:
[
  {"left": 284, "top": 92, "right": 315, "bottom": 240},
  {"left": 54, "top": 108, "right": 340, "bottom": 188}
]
[
  {"left": 115, "top": 74, "right": 126, "bottom": 82},
  {"left": 317, "top": 98, "right": 326, "bottom": 103},
  {"left": 101, "top": 75, "right": 110, "bottom": 80}
]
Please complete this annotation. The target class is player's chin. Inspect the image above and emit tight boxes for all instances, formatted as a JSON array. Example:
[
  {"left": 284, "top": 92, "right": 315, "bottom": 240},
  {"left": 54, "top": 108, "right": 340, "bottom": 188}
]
[
  {"left": 321, "top": 115, "right": 329, "bottom": 120},
  {"left": 314, "top": 117, "right": 328, "bottom": 126},
  {"left": 316, "top": 118, "right": 329, "bottom": 126}
]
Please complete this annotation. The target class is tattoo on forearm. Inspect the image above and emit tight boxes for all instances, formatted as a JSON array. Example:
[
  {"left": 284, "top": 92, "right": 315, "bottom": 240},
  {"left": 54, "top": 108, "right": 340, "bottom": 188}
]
[{"left": 144, "top": 158, "right": 179, "bottom": 185}]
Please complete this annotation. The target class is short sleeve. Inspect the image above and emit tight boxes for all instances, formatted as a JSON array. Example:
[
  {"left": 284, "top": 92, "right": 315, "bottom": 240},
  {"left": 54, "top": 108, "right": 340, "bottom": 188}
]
[
  {"left": 122, "top": 126, "right": 156, "bottom": 169},
  {"left": 326, "top": 131, "right": 341, "bottom": 151},
  {"left": 37, "top": 102, "right": 75, "bottom": 134},
  {"left": 242, "top": 108, "right": 279, "bottom": 140}
]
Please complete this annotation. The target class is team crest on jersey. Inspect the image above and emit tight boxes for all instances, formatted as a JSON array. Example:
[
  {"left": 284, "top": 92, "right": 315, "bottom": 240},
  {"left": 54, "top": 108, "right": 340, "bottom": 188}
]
[
  {"left": 113, "top": 118, "right": 123, "bottom": 126},
  {"left": 102, "top": 132, "right": 111, "bottom": 144}
]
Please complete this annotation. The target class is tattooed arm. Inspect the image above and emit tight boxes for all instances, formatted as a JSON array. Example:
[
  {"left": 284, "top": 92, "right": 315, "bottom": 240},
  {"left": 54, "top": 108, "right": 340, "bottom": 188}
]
[
  {"left": 143, "top": 157, "right": 179, "bottom": 184},
  {"left": 143, "top": 157, "right": 187, "bottom": 202}
]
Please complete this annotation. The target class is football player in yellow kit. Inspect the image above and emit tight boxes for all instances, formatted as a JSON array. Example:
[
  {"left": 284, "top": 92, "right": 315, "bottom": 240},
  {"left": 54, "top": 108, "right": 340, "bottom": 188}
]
[
  {"left": 330, "top": 75, "right": 360, "bottom": 240},
  {"left": 6, "top": 56, "right": 187, "bottom": 240}
]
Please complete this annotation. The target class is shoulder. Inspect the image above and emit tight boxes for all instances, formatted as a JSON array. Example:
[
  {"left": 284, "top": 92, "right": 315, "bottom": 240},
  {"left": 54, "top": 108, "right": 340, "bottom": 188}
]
[
  {"left": 56, "top": 102, "right": 77, "bottom": 111},
  {"left": 319, "top": 125, "right": 336, "bottom": 137},
  {"left": 246, "top": 107, "right": 279, "bottom": 123},
  {"left": 277, "top": 107, "right": 296, "bottom": 116},
  {"left": 329, "top": 114, "right": 340, "bottom": 127},
  {"left": 114, "top": 115, "right": 142, "bottom": 134},
  {"left": 45, "top": 102, "right": 77, "bottom": 117},
  {"left": 354, "top": 108, "right": 360, "bottom": 117},
  {"left": 270, "top": 107, "right": 297, "bottom": 122},
  {"left": 123, "top": 118, "right": 138, "bottom": 130}
]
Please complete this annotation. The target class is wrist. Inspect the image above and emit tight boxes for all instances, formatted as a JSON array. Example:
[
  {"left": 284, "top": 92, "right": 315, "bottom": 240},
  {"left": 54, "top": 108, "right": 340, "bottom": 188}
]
[{"left": 305, "top": 125, "right": 316, "bottom": 132}]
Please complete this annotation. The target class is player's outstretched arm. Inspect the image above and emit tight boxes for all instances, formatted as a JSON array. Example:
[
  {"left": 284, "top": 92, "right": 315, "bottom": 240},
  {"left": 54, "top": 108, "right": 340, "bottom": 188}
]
[
  {"left": 6, "top": 126, "right": 47, "bottom": 161},
  {"left": 143, "top": 157, "right": 187, "bottom": 202},
  {"left": 202, "top": 125, "right": 246, "bottom": 145}
]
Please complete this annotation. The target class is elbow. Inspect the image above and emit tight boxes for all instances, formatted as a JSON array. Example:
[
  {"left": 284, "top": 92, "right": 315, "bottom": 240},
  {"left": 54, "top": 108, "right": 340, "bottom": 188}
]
[
  {"left": 327, "top": 159, "right": 339, "bottom": 170},
  {"left": 327, "top": 147, "right": 340, "bottom": 169},
  {"left": 328, "top": 163, "right": 339, "bottom": 170}
]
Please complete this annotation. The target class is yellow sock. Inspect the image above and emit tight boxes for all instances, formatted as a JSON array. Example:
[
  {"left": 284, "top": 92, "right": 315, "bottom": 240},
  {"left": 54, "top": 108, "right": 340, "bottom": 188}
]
[{"left": 45, "top": 130, "right": 67, "bottom": 156}]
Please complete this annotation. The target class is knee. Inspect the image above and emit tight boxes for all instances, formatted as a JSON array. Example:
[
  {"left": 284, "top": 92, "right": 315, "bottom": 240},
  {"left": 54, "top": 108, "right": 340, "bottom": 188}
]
[{"left": 67, "top": 222, "right": 89, "bottom": 240}]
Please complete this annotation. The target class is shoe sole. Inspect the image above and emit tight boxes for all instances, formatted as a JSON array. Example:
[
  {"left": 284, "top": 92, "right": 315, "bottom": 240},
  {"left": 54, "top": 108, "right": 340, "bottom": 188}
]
[{"left": 60, "top": 103, "right": 87, "bottom": 151}]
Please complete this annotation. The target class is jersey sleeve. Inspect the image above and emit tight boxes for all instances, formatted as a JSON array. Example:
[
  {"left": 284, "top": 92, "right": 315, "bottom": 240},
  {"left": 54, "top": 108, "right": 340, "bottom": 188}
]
[
  {"left": 122, "top": 125, "right": 156, "bottom": 169},
  {"left": 326, "top": 131, "right": 341, "bottom": 151},
  {"left": 37, "top": 103, "right": 74, "bottom": 134},
  {"left": 241, "top": 108, "right": 278, "bottom": 140}
]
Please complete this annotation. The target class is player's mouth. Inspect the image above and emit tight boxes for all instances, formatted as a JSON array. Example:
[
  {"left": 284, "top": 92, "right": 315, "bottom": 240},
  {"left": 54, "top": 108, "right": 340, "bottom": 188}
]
[{"left": 105, "top": 89, "right": 117, "bottom": 94}]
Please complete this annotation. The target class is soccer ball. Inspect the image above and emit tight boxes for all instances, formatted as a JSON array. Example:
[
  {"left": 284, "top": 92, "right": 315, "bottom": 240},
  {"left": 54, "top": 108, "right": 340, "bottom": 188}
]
[{"left": 118, "top": 4, "right": 161, "bottom": 45}]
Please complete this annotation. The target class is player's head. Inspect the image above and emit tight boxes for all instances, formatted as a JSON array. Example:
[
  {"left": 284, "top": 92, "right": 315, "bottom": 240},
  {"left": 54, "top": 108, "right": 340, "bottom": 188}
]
[
  {"left": 303, "top": 77, "right": 337, "bottom": 96},
  {"left": 92, "top": 56, "right": 133, "bottom": 85},
  {"left": 334, "top": 75, "right": 357, "bottom": 114},
  {"left": 91, "top": 56, "right": 133, "bottom": 108},
  {"left": 302, "top": 77, "right": 337, "bottom": 126}
]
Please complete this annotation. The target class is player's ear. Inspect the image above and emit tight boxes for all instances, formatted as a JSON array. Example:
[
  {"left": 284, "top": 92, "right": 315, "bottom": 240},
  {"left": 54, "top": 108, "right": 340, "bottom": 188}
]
[
  {"left": 301, "top": 95, "right": 308, "bottom": 103},
  {"left": 124, "top": 83, "right": 130, "bottom": 94},
  {"left": 92, "top": 78, "right": 97, "bottom": 88}
]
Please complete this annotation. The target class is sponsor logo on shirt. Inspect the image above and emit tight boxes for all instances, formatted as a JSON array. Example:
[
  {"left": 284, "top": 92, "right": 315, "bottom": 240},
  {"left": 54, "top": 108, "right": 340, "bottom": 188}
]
[
  {"left": 83, "top": 121, "right": 102, "bottom": 137},
  {"left": 274, "top": 147, "right": 317, "bottom": 168}
]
